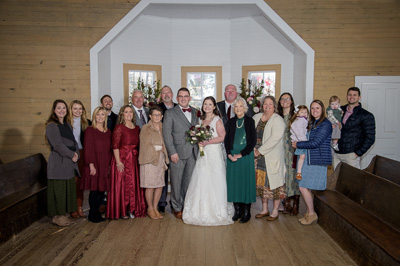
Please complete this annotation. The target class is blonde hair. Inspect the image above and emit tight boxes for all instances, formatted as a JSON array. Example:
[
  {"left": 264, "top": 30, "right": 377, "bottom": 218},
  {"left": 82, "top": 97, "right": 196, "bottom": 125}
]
[
  {"left": 117, "top": 105, "right": 137, "bottom": 125},
  {"left": 68, "top": 100, "right": 89, "bottom": 131},
  {"left": 329, "top": 95, "right": 340, "bottom": 104},
  {"left": 289, "top": 105, "right": 309, "bottom": 128},
  {"left": 91, "top": 107, "right": 108, "bottom": 131}
]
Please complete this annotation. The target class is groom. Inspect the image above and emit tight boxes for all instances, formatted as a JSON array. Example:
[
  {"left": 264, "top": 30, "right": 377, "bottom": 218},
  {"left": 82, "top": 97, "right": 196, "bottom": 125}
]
[{"left": 163, "top": 88, "right": 199, "bottom": 219}]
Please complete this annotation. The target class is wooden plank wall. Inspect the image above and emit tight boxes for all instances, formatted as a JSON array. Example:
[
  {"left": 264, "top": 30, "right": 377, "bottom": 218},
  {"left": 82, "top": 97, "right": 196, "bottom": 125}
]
[{"left": 0, "top": 0, "right": 399, "bottom": 163}]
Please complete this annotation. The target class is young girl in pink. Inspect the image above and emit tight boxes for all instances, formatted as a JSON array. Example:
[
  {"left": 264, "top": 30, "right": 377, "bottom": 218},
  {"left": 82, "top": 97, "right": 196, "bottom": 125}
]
[{"left": 290, "top": 105, "right": 309, "bottom": 180}]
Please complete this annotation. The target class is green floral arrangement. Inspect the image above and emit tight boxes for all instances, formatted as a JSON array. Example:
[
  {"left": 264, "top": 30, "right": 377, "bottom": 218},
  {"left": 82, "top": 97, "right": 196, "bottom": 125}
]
[{"left": 130, "top": 78, "right": 161, "bottom": 107}]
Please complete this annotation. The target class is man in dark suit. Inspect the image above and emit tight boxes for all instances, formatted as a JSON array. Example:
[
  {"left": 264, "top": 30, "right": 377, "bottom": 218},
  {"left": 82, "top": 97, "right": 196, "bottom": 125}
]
[
  {"left": 217, "top": 84, "right": 254, "bottom": 128},
  {"left": 157, "top": 85, "right": 177, "bottom": 213},
  {"left": 131, "top": 89, "right": 149, "bottom": 129},
  {"left": 101, "top": 94, "right": 118, "bottom": 131}
]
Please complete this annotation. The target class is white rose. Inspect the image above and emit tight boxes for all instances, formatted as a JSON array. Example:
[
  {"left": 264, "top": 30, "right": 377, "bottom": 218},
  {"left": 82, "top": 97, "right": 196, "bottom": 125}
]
[{"left": 254, "top": 106, "right": 260, "bottom": 113}]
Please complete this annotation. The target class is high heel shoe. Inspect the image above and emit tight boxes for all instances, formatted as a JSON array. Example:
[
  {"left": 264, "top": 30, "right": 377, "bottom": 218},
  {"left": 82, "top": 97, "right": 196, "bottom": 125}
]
[
  {"left": 155, "top": 209, "right": 163, "bottom": 219},
  {"left": 298, "top": 213, "right": 309, "bottom": 223},
  {"left": 147, "top": 209, "right": 159, "bottom": 220},
  {"left": 78, "top": 207, "right": 86, "bottom": 217}
]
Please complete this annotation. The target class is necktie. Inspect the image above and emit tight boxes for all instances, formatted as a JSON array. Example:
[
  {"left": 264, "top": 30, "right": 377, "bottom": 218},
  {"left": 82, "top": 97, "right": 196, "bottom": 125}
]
[
  {"left": 138, "top": 109, "right": 147, "bottom": 125},
  {"left": 227, "top": 105, "right": 231, "bottom": 120},
  {"left": 183, "top": 108, "right": 192, "bottom": 112}
]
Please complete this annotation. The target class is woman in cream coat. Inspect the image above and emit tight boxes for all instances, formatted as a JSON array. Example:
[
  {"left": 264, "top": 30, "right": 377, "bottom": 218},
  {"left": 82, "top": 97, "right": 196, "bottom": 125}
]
[
  {"left": 253, "top": 96, "right": 286, "bottom": 221},
  {"left": 139, "top": 105, "right": 169, "bottom": 220}
]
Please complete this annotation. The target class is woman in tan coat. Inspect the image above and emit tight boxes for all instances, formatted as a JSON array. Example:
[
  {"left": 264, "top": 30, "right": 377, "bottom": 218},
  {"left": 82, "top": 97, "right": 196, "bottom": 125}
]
[
  {"left": 253, "top": 96, "right": 286, "bottom": 221},
  {"left": 139, "top": 105, "right": 169, "bottom": 220}
]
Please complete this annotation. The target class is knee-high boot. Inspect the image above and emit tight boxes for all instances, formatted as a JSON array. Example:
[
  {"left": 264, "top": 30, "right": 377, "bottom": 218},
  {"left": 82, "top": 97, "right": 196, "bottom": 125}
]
[
  {"left": 239, "top": 203, "right": 251, "bottom": 223},
  {"left": 290, "top": 195, "right": 300, "bottom": 216}
]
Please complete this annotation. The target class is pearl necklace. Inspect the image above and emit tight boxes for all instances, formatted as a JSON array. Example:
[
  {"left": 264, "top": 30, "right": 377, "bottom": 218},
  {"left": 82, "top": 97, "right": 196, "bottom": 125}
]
[{"left": 236, "top": 118, "right": 244, "bottom": 128}]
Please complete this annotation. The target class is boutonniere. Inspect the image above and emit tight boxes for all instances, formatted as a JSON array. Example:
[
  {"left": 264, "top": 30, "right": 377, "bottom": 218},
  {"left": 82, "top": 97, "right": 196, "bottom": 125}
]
[{"left": 196, "top": 109, "right": 201, "bottom": 118}]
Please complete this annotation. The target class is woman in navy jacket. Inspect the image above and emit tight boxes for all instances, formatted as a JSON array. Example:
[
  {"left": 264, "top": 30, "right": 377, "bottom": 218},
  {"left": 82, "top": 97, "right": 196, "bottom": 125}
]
[{"left": 292, "top": 99, "right": 332, "bottom": 225}]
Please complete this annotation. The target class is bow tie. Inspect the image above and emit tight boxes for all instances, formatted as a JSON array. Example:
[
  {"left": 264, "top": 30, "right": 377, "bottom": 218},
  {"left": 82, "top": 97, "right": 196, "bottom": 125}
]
[{"left": 182, "top": 108, "right": 192, "bottom": 112}]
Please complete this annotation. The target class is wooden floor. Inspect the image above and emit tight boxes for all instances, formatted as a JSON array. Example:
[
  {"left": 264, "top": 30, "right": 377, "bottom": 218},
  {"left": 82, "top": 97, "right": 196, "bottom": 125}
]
[{"left": 0, "top": 197, "right": 355, "bottom": 266}]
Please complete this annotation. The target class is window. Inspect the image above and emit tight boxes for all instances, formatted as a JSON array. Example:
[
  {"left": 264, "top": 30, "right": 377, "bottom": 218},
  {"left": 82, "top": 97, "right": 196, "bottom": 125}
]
[
  {"left": 123, "top": 64, "right": 162, "bottom": 105},
  {"left": 186, "top": 72, "right": 216, "bottom": 109},
  {"left": 242, "top": 65, "right": 281, "bottom": 97},
  {"left": 181, "top": 66, "right": 222, "bottom": 109}
]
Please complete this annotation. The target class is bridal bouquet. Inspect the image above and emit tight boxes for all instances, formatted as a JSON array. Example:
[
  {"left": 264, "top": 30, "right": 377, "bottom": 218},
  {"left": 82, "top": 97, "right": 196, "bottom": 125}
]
[{"left": 186, "top": 124, "right": 213, "bottom": 157}]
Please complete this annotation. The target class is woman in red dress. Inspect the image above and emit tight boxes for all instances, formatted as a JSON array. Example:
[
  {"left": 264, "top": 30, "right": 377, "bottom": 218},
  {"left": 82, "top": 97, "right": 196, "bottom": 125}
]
[
  {"left": 107, "top": 105, "right": 146, "bottom": 219},
  {"left": 80, "top": 106, "right": 112, "bottom": 223}
]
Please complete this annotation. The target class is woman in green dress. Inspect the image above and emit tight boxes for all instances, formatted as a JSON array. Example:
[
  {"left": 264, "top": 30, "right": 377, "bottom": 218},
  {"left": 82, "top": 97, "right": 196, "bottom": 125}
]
[
  {"left": 277, "top": 93, "right": 301, "bottom": 215},
  {"left": 225, "top": 97, "right": 257, "bottom": 223}
]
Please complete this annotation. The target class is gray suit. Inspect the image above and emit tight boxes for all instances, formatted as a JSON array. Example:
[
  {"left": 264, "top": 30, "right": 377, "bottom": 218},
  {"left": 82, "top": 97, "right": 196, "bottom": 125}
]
[
  {"left": 163, "top": 105, "right": 199, "bottom": 211},
  {"left": 134, "top": 107, "right": 149, "bottom": 129}
]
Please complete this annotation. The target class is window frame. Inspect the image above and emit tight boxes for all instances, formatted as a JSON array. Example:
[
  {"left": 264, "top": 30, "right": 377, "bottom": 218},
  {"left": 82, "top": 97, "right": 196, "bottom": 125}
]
[
  {"left": 242, "top": 64, "right": 281, "bottom": 98},
  {"left": 123, "top": 63, "right": 162, "bottom": 105},
  {"left": 181, "top": 66, "right": 222, "bottom": 102}
]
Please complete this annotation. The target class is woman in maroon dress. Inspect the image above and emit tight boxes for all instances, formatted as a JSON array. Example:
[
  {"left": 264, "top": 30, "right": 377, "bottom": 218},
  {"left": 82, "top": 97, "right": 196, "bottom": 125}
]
[
  {"left": 80, "top": 106, "right": 112, "bottom": 223},
  {"left": 107, "top": 105, "right": 146, "bottom": 219}
]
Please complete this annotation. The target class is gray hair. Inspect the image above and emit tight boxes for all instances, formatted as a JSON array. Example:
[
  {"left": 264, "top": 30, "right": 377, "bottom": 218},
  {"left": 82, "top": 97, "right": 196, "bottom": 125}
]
[
  {"left": 133, "top": 89, "right": 143, "bottom": 96},
  {"left": 232, "top": 96, "right": 249, "bottom": 114},
  {"left": 260, "top": 95, "right": 277, "bottom": 113}
]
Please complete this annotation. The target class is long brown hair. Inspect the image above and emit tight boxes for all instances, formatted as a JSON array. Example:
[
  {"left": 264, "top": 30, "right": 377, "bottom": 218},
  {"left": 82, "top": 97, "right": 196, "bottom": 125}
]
[
  {"left": 46, "top": 99, "right": 68, "bottom": 125},
  {"left": 309, "top": 99, "right": 327, "bottom": 130},
  {"left": 68, "top": 100, "right": 89, "bottom": 131},
  {"left": 200, "top": 96, "right": 221, "bottom": 120},
  {"left": 277, "top": 92, "right": 295, "bottom": 119},
  {"left": 289, "top": 105, "right": 309, "bottom": 128},
  {"left": 117, "top": 105, "right": 137, "bottom": 125}
]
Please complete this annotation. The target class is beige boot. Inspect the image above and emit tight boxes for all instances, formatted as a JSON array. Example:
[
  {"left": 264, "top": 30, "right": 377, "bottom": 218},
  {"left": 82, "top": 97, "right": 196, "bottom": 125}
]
[{"left": 300, "top": 213, "right": 318, "bottom": 225}]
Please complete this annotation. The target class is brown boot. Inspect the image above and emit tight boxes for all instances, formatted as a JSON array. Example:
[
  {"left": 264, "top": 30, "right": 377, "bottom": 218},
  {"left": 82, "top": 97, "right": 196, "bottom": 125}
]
[
  {"left": 290, "top": 195, "right": 300, "bottom": 216},
  {"left": 283, "top": 197, "right": 293, "bottom": 214}
]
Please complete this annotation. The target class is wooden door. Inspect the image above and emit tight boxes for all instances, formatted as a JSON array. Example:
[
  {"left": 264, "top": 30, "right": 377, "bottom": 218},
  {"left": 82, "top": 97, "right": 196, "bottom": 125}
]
[{"left": 356, "top": 76, "right": 400, "bottom": 168}]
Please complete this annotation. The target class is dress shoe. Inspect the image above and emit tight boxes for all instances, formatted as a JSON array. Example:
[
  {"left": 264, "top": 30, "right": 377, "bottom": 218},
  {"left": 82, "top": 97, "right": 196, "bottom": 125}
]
[
  {"left": 255, "top": 212, "right": 270, "bottom": 218},
  {"left": 155, "top": 209, "right": 163, "bottom": 219},
  {"left": 174, "top": 211, "right": 183, "bottom": 219},
  {"left": 266, "top": 214, "right": 279, "bottom": 221},
  {"left": 300, "top": 213, "right": 318, "bottom": 225},
  {"left": 158, "top": 206, "right": 165, "bottom": 213}
]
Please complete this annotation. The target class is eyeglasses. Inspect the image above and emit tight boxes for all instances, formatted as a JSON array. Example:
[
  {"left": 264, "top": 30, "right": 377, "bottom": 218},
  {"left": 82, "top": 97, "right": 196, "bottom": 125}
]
[
  {"left": 280, "top": 98, "right": 291, "bottom": 102},
  {"left": 177, "top": 95, "right": 190, "bottom": 98}
]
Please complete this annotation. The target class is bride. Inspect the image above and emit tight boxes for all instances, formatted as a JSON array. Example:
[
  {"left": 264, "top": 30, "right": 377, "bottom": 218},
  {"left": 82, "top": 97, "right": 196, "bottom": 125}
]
[{"left": 182, "top": 96, "right": 234, "bottom": 226}]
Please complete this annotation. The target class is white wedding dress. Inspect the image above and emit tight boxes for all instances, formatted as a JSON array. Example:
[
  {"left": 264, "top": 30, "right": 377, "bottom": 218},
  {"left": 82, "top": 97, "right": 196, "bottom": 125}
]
[{"left": 182, "top": 117, "right": 234, "bottom": 226}]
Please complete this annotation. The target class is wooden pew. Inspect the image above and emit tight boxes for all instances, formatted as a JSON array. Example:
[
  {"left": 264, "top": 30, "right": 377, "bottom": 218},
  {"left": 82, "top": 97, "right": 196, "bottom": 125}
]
[
  {"left": 364, "top": 155, "right": 400, "bottom": 185},
  {"left": 0, "top": 153, "right": 47, "bottom": 243},
  {"left": 314, "top": 162, "right": 400, "bottom": 266}
]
